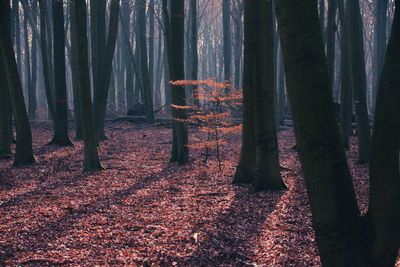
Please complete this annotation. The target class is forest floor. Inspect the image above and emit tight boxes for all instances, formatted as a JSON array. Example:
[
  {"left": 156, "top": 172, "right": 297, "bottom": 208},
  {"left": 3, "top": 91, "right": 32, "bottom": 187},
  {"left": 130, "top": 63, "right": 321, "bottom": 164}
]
[{"left": 0, "top": 122, "right": 397, "bottom": 266}]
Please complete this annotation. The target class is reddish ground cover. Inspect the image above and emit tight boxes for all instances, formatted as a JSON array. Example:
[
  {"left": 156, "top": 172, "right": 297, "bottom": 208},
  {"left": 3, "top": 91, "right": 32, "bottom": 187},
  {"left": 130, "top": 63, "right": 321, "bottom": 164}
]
[{"left": 0, "top": 122, "right": 393, "bottom": 266}]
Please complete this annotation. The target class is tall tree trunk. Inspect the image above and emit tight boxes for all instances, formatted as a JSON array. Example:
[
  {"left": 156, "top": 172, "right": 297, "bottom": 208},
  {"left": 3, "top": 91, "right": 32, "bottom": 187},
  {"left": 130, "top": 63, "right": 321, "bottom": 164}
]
[
  {"left": 137, "top": 0, "right": 155, "bottom": 122},
  {"left": 276, "top": 0, "right": 367, "bottom": 265},
  {"left": 163, "top": 0, "right": 189, "bottom": 163},
  {"left": 338, "top": 0, "right": 352, "bottom": 149},
  {"left": 50, "top": 0, "right": 72, "bottom": 146},
  {"left": 29, "top": 0, "right": 38, "bottom": 120},
  {"left": 189, "top": 0, "right": 199, "bottom": 106},
  {"left": 38, "top": 0, "right": 55, "bottom": 120},
  {"left": 372, "top": 0, "right": 388, "bottom": 115},
  {"left": 367, "top": 0, "right": 400, "bottom": 264},
  {"left": 72, "top": 0, "right": 102, "bottom": 171},
  {"left": 346, "top": 0, "right": 371, "bottom": 164},
  {"left": 69, "top": 0, "right": 83, "bottom": 140},
  {"left": 92, "top": 0, "right": 120, "bottom": 140},
  {"left": 0, "top": 0, "right": 35, "bottom": 166},
  {"left": 222, "top": 0, "right": 231, "bottom": 82},
  {"left": 234, "top": 0, "right": 285, "bottom": 191},
  {"left": 326, "top": 0, "right": 337, "bottom": 89}
]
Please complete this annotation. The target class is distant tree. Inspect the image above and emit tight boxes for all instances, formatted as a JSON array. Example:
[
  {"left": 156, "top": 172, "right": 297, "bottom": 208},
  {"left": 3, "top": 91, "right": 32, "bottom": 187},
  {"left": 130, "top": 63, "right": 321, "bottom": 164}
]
[
  {"left": 276, "top": 0, "right": 400, "bottom": 265},
  {"left": 234, "top": 0, "right": 285, "bottom": 191},
  {"left": 222, "top": 0, "right": 231, "bottom": 82},
  {"left": 91, "top": 0, "right": 120, "bottom": 140},
  {"left": 72, "top": 0, "right": 103, "bottom": 171},
  {"left": 162, "top": 0, "right": 189, "bottom": 164},
  {"left": 50, "top": 0, "right": 73, "bottom": 146},
  {"left": 0, "top": 0, "right": 35, "bottom": 166},
  {"left": 136, "top": 0, "right": 155, "bottom": 122},
  {"left": 0, "top": 72, "right": 12, "bottom": 157},
  {"left": 346, "top": 0, "right": 371, "bottom": 163}
]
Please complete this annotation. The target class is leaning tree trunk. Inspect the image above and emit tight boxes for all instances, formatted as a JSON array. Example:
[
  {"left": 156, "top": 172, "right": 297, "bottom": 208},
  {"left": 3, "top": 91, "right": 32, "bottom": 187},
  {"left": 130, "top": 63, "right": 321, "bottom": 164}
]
[
  {"left": 275, "top": 0, "right": 368, "bottom": 265},
  {"left": 50, "top": 0, "right": 72, "bottom": 146},
  {"left": 72, "top": 0, "right": 102, "bottom": 171},
  {"left": 346, "top": 0, "right": 371, "bottom": 164},
  {"left": 367, "top": 0, "right": 400, "bottom": 264},
  {"left": 0, "top": 0, "right": 35, "bottom": 166}
]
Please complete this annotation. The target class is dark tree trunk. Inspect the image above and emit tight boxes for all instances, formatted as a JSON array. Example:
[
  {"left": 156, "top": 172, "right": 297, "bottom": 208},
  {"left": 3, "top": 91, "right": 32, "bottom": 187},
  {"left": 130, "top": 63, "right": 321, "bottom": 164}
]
[
  {"left": 234, "top": 0, "right": 285, "bottom": 191},
  {"left": 367, "top": 1, "right": 400, "bottom": 264},
  {"left": 92, "top": 0, "right": 120, "bottom": 140},
  {"left": 326, "top": 0, "right": 337, "bottom": 88},
  {"left": 222, "top": 0, "right": 231, "bottom": 82},
  {"left": 163, "top": 0, "right": 189, "bottom": 164},
  {"left": 50, "top": 0, "right": 72, "bottom": 146},
  {"left": 0, "top": 0, "right": 35, "bottom": 166},
  {"left": 372, "top": 0, "right": 388, "bottom": 115},
  {"left": 69, "top": 0, "right": 83, "bottom": 140},
  {"left": 346, "top": 0, "right": 371, "bottom": 164},
  {"left": 38, "top": 0, "right": 55, "bottom": 120},
  {"left": 72, "top": 0, "right": 102, "bottom": 171},
  {"left": 137, "top": 0, "right": 155, "bottom": 122},
  {"left": 188, "top": 0, "right": 199, "bottom": 106}
]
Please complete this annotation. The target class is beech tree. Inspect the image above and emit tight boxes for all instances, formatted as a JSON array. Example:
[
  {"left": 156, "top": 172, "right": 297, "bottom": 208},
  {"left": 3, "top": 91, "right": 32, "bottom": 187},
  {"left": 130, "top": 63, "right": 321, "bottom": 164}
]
[
  {"left": 50, "top": 0, "right": 73, "bottom": 146},
  {"left": 0, "top": 0, "right": 35, "bottom": 166},
  {"left": 72, "top": 0, "right": 103, "bottom": 171},
  {"left": 234, "top": 0, "right": 285, "bottom": 191},
  {"left": 276, "top": 0, "right": 400, "bottom": 265},
  {"left": 162, "top": 0, "right": 189, "bottom": 164}
]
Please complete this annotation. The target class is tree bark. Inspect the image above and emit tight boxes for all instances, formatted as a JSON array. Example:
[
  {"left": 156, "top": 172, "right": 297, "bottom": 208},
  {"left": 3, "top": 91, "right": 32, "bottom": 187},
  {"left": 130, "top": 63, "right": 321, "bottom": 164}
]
[
  {"left": 346, "top": 0, "right": 371, "bottom": 164},
  {"left": 0, "top": 0, "right": 35, "bottom": 166},
  {"left": 72, "top": 0, "right": 103, "bottom": 171}
]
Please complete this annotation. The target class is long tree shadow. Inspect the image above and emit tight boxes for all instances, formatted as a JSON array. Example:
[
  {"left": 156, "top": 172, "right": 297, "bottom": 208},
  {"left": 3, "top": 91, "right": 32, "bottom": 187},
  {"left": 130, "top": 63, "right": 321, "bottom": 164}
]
[
  {"left": 2, "top": 166, "right": 172, "bottom": 264},
  {"left": 174, "top": 185, "right": 284, "bottom": 266}
]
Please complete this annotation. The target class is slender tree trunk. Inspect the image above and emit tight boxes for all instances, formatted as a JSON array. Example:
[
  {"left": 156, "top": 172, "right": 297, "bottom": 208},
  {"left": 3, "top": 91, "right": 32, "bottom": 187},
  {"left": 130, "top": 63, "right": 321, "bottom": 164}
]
[
  {"left": 0, "top": 73, "right": 12, "bottom": 157},
  {"left": 372, "top": 0, "right": 388, "bottom": 115},
  {"left": 346, "top": 0, "right": 371, "bottom": 164},
  {"left": 338, "top": 0, "right": 352, "bottom": 149},
  {"left": 189, "top": 0, "right": 199, "bottom": 106},
  {"left": 92, "top": 0, "right": 120, "bottom": 140},
  {"left": 222, "top": 0, "right": 231, "bottom": 82},
  {"left": 69, "top": 0, "right": 83, "bottom": 140},
  {"left": 137, "top": 0, "right": 155, "bottom": 122},
  {"left": 0, "top": 0, "right": 35, "bottom": 166},
  {"left": 326, "top": 0, "right": 337, "bottom": 89},
  {"left": 72, "top": 0, "right": 102, "bottom": 171},
  {"left": 38, "top": 0, "right": 55, "bottom": 120},
  {"left": 163, "top": 0, "right": 189, "bottom": 163},
  {"left": 50, "top": 0, "right": 72, "bottom": 146}
]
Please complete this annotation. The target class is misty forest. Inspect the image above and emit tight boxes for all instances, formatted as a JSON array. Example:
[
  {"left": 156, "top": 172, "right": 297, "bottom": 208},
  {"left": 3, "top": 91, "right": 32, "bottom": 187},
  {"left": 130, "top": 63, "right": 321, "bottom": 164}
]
[{"left": 0, "top": 0, "right": 399, "bottom": 266}]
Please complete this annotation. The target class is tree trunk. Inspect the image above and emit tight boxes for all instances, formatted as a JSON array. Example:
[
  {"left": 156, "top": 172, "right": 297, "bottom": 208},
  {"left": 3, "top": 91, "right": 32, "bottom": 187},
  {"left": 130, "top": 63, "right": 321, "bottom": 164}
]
[
  {"left": 372, "top": 0, "right": 388, "bottom": 115},
  {"left": 50, "top": 0, "right": 72, "bottom": 146},
  {"left": 367, "top": 0, "right": 400, "bottom": 264},
  {"left": 72, "top": 0, "right": 102, "bottom": 171},
  {"left": 137, "top": 0, "right": 155, "bottom": 122},
  {"left": 0, "top": 0, "right": 35, "bottom": 166},
  {"left": 346, "top": 0, "right": 371, "bottom": 164},
  {"left": 92, "top": 0, "right": 120, "bottom": 140},
  {"left": 222, "top": 0, "right": 231, "bottom": 82},
  {"left": 275, "top": 0, "right": 368, "bottom": 265},
  {"left": 163, "top": 0, "right": 189, "bottom": 164}
]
